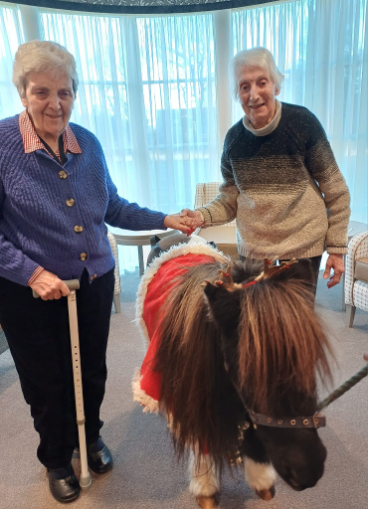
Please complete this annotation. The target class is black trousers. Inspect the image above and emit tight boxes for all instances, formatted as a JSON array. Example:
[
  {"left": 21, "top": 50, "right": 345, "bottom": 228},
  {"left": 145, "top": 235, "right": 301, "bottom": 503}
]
[
  {"left": 0, "top": 268, "right": 114, "bottom": 469},
  {"left": 239, "top": 255, "right": 322, "bottom": 297}
]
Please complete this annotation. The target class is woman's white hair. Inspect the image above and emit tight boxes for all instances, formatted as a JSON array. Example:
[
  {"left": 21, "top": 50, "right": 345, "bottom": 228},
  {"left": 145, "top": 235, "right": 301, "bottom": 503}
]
[
  {"left": 230, "top": 47, "right": 284, "bottom": 100},
  {"left": 13, "top": 40, "right": 79, "bottom": 98}
]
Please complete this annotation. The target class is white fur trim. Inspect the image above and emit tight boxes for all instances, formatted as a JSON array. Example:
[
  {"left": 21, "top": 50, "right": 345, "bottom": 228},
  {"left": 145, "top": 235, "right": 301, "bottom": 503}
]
[
  {"left": 244, "top": 457, "right": 277, "bottom": 491},
  {"left": 131, "top": 369, "right": 159, "bottom": 414},
  {"left": 189, "top": 451, "right": 220, "bottom": 497},
  {"left": 187, "top": 235, "right": 208, "bottom": 247},
  {"left": 135, "top": 238, "right": 230, "bottom": 346}
]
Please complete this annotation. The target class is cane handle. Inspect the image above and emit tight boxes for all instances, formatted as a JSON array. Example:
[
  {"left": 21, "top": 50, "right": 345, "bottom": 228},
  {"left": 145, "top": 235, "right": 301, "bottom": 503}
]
[{"left": 32, "top": 279, "right": 80, "bottom": 298}]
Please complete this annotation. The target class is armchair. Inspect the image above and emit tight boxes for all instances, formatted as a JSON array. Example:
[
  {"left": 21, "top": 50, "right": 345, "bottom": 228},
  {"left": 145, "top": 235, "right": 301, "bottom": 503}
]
[{"left": 345, "top": 231, "right": 368, "bottom": 327}]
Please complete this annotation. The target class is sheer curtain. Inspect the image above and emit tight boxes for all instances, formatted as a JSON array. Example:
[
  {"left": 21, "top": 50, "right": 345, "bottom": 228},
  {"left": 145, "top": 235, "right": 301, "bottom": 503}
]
[
  {"left": 0, "top": 3, "right": 24, "bottom": 119},
  {"left": 41, "top": 10, "right": 219, "bottom": 271},
  {"left": 233, "top": 0, "right": 368, "bottom": 225}
]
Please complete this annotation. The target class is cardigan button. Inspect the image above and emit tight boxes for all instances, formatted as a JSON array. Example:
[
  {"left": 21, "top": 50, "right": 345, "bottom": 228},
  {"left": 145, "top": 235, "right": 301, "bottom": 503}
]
[
  {"left": 80, "top": 253, "right": 87, "bottom": 261},
  {"left": 59, "top": 170, "right": 67, "bottom": 179},
  {"left": 66, "top": 199, "right": 75, "bottom": 207},
  {"left": 74, "top": 225, "right": 83, "bottom": 233}
]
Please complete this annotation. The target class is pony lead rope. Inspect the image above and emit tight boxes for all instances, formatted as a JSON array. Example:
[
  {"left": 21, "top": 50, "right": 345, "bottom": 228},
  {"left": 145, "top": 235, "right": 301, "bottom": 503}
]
[{"left": 317, "top": 363, "right": 368, "bottom": 411}]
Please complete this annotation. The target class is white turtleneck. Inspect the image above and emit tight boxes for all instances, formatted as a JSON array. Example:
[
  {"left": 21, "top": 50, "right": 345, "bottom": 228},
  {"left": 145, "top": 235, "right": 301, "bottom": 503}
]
[{"left": 242, "top": 100, "right": 282, "bottom": 137}]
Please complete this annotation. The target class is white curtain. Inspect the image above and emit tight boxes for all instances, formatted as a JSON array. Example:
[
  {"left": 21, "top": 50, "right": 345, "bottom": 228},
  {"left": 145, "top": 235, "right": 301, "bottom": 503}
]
[
  {"left": 0, "top": 3, "right": 23, "bottom": 119},
  {"left": 41, "top": 10, "right": 219, "bottom": 271},
  {"left": 1, "top": 7, "right": 220, "bottom": 274},
  {"left": 233, "top": 0, "right": 368, "bottom": 225}
]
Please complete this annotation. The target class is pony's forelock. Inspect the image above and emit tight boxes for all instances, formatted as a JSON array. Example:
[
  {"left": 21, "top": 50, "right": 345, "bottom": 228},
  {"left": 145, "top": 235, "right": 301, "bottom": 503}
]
[{"left": 237, "top": 279, "right": 333, "bottom": 415}]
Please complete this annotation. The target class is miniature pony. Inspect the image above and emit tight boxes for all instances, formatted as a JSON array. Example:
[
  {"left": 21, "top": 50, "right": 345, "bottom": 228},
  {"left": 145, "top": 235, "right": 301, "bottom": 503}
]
[{"left": 133, "top": 238, "right": 332, "bottom": 508}]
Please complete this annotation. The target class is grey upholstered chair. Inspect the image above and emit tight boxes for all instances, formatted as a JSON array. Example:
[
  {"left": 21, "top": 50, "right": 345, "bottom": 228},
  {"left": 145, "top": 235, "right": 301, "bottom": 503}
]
[{"left": 345, "top": 231, "right": 368, "bottom": 327}]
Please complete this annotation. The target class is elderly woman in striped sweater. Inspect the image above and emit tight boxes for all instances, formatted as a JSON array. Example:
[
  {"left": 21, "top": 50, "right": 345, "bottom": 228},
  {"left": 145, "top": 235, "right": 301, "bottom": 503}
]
[
  {"left": 0, "top": 40, "right": 192, "bottom": 504},
  {"left": 182, "top": 47, "right": 350, "bottom": 295}
]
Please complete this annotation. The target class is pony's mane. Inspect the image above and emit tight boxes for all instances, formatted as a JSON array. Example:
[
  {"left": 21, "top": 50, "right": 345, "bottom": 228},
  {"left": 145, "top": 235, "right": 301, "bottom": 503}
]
[
  {"left": 153, "top": 258, "right": 333, "bottom": 467},
  {"left": 154, "top": 260, "right": 241, "bottom": 468}
]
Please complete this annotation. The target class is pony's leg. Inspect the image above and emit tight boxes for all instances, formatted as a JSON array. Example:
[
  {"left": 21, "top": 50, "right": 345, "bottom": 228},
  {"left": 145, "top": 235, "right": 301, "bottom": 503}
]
[
  {"left": 189, "top": 451, "right": 220, "bottom": 509},
  {"left": 243, "top": 456, "right": 277, "bottom": 501},
  {"left": 241, "top": 427, "right": 276, "bottom": 501}
]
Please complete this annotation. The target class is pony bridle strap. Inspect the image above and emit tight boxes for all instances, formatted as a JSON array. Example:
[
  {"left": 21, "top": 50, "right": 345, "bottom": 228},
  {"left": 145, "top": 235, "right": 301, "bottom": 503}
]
[
  {"left": 249, "top": 410, "right": 326, "bottom": 430},
  {"left": 224, "top": 362, "right": 327, "bottom": 430}
]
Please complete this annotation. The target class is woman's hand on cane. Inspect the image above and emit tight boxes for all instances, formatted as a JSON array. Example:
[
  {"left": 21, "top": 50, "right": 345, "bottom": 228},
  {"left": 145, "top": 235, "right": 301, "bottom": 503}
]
[{"left": 30, "top": 270, "right": 70, "bottom": 300}]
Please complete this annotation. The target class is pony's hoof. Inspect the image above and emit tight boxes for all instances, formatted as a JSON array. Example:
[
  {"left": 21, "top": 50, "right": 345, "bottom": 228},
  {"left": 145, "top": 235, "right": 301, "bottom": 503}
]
[
  {"left": 256, "top": 485, "right": 276, "bottom": 501},
  {"left": 196, "top": 493, "right": 220, "bottom": 508}
]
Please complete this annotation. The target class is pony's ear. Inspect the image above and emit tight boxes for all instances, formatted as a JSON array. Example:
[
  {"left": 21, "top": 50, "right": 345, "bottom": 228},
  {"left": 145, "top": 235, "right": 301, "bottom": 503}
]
[
  {"left": 231, "top": 259, "right": 263, "bottom": 284},
  {"left": 274, "top": 258, "right": 314, "bottom": 283},
  {"left": 149, "top": 235, "right": 161, "bottom": 247},
  {"left": 203, "top": 281, "right": 226, "bottom": 303},
  {"left": 204, "top": 282, "right": 242, "bottom": 332}
]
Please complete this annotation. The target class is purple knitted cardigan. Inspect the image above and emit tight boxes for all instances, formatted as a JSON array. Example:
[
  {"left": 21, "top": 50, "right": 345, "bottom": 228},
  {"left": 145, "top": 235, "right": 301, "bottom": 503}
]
[{"left": 0, "top": 115, "right": 167, "bottom": 286}]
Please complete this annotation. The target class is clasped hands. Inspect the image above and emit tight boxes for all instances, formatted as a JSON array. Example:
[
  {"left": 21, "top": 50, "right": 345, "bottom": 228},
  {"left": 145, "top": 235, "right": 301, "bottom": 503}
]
[{"left": 164, "top": 209, "right": 204, "bottom": 236}]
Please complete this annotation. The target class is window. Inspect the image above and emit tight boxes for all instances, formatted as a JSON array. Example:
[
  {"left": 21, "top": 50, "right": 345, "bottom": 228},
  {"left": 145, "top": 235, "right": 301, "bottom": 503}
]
[
  {"left": 0, "top": 4, "right": 23, "bottom": 119},
  {"left": 41, "top": 11, "right": 220, "bottom": 212},
  {"left": 233, "top": 0, "right": 367, "bottom": 223}
]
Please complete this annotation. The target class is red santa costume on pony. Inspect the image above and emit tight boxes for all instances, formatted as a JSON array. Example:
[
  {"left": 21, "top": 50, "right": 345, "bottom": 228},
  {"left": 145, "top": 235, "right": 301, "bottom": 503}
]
[{"left": 132, "top": 236, "right": 229, "bottom": 413}]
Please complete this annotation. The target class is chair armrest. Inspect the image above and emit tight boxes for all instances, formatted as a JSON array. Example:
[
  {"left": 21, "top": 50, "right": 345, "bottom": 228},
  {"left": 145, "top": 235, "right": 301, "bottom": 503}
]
[
  {"left": 107, "top": 230, "right": 121, "bottom": 295},
  {"left": 194, "top": 182, "right": 222, "bottom": 209},
  {"left": 345, "top": 231, "right": 368, "bottom": 305}
]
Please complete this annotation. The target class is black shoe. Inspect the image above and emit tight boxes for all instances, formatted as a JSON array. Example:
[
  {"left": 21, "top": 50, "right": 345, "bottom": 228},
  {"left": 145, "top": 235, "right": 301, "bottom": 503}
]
[
  {"left": 87, "top": 438, "right": 113, "bottom": 474},
  {"left": 47, "top": 464, "right": 80, "bottom": 504}
]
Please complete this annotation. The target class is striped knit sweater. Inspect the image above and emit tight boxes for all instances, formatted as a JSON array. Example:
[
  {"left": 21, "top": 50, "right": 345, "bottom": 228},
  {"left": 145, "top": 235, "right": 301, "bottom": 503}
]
[
  {"left": 0, "top": 115, "right": 167, "bottom": 287},
  {"left": 198, "top": 102, "right": 351, "bottom": 260}
]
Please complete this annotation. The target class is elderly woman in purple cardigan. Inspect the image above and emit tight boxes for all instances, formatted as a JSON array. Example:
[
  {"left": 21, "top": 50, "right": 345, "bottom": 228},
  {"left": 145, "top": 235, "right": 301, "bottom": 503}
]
[{"left": 0, "top": 40, "right": 191, "bottom": 504}]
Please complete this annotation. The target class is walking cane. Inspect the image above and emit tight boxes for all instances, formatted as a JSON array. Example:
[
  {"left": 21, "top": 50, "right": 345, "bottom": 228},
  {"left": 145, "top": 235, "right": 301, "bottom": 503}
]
[{"left": 33, "top": 280, "right": 92, "bottom": 489}]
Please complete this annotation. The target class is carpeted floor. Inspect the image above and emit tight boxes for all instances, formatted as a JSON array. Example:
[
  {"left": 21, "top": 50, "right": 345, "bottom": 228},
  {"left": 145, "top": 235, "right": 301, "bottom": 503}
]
[{"left": 0, "top": 270, "right": 367, "bottom": 509}]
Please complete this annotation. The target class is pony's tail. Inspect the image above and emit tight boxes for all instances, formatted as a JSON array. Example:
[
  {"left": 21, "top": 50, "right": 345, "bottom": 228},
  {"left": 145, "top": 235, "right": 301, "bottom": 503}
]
[{"left": 237, "top": 278, "right": 333, "bottom": 415}]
